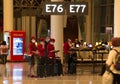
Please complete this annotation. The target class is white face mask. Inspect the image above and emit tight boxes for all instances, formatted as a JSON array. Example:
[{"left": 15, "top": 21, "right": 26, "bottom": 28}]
[
  {"left": 32, "top": 40, "right": 36, "bottom": 43},
  {"left": 46, "top": 39, "right": 50, "bottom": 42},
  {"left": 50, "top": 42, "right": 54, "bottom": 45}
]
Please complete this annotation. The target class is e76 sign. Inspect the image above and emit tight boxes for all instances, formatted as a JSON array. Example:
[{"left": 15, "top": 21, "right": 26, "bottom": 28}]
[{"left": 42, "top": 2, "right": 88, "bottom": 15}]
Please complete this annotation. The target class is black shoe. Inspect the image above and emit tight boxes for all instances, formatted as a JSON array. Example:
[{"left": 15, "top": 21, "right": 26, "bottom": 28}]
[{"left": 31, "top": 75, "right": 37, "bottom": 78}]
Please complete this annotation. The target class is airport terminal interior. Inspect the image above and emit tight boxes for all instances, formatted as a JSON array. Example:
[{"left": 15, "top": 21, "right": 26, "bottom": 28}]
[{"left": 0, "top": 0, "right": 119, "bottom": 84}]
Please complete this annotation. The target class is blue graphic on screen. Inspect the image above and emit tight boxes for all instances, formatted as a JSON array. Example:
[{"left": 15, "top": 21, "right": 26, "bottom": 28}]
[{"left": 13, "top": 38, "right": 23, "bottom": 55}]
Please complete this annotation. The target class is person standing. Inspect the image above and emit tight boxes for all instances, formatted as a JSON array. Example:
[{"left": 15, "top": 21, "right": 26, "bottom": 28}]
[
  {"left": 63, "top": 38, "right": 72, "bottom": 74},
  {"left": 44, "top": 36, "right": 50, "bottom": 65},
  {"left": 44, "top": 36, "right": 51, "bottom": 76},
  {"left": 0, "top": 41, "right": 8, "bottom": 78},
  {"left": 37, "top": 38, "right": 45, "bottom": 62},
  {"left": 74, "top": 38, "right": 80, "bottom": 48},
  {"left": 106, "top": 37, "right": 120, "bottom": 84},
  {"left": 28, "top": 36, "right": 37, "bottom": 77},
  {"left": 37, "top": 38, "right": 45, "bottom": 77},
  {"left": 44, "top": 36, "right": 50, "bottom": 58},
  {"left": 47, "top": 38, "right": 55, "bottom": 76}
]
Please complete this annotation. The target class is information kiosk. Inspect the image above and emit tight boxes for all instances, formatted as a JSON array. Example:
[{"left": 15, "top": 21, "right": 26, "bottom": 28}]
[{"left": 10, "top": 31, "right": 26, "bottom": 61}]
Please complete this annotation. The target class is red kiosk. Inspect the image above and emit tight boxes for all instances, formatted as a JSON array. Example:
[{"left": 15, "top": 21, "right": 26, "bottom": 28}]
[{"left": 10, "top": 31, "right": 26, "bottom": 61}]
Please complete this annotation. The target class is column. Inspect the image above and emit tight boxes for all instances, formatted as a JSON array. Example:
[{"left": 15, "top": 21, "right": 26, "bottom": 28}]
[
  {"left": 25, "top": 16, "right": 31, "bottom": 47},
  {"left": 17, "top": 17, "right": 22, "bottom": 30},
  {"left": 3, "top": 0, "right": 13, "bottom": 31},
  {"left": 114, "top": 0, "right": 120, "bottom": 37},
  {"left": 31, "top": 16, "right": 36, "bottom": 37},
  {"left": 37, "top": 19, "right": 44, "bottom": 39},
  {"left": 3, "top": 0, "right": 13, "bottom": 61},
  {"left": 91, "top": 0, "right": 94, "bottom": 43},
  {"left": 51, "top": 0, "right": 64, "bottom": 63},
  {"left": 22, "top": 16, "right": 26, "bottom": 31},
  {"left": 22, "top": 16, "right": 30, "bottom": 48},
  {"left": 13, "top": 18, "right": 16, "bottom": 30},
  {"left": 78, "top": 22, "right": 82, "bottom": 41},
  {"left": 85, "top": 0, "right": 92, "bottom": 43}
]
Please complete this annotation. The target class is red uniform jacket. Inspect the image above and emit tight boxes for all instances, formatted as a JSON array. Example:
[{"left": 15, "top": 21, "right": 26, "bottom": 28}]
[
  {"left": 63, "top": 42, "right": 71, "bottom": 55},
  {"left": 28, "top": 42, "right": 37, "bottom": 55},
  {"left": 37, "top": 43, "right": 44, "bottom": 57},
  {"left": 47, "top": 43, "right": 55, "bottom": 59}
]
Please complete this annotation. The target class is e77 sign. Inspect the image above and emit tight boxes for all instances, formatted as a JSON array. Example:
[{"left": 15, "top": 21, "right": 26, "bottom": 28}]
[{"left": 42, "top": 2, "right": 88, "bottom": 15}]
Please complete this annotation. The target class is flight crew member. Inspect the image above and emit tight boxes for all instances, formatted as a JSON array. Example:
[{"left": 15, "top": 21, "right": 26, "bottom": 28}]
[
  {"left": 47, "top": 38, "right": 56, "bottom": 63},
  {"left": 46, "top": 38, "right": 55, "bottom": 76},
  {"left": 28, "top": 36, "right": 37, "bottom": 77},
  {"left": 37, "top": 38, "right": 46, "bottom": 77},
  {"left": 63, "top": 38, "right": 72, "bottom": 74}
]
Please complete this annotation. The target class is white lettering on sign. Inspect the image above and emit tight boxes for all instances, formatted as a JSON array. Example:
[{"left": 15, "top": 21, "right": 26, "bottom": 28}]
[
  {"left": 69, "top": 4, "right": 86, "bottom": 13},
  {"left": 46, "top": 4, "right": 64, "bottom": 13}
]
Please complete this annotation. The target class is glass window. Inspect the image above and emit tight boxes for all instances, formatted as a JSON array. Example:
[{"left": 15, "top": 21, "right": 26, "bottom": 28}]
[{"left": 100, "top": 6, "right": 106, "bottom": 26}]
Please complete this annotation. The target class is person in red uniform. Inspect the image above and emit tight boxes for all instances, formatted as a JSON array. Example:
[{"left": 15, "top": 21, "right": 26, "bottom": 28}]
[
  {"left": 37, "top": 38, "right": 46, "bottom": 77},
  {"left": 38, "top": 38, "right": 45, "bottom": 58},
  {"left": 47, "top": 38, "right": 55, "bottom": 63},
  {"left": 63, "top": 38, "right": 72, "bottom": 74},
  {"left": 28, "top": 36, "right": 37, "bottom": 77},
  {"left": 46, "top": 38, "right": 56, "bottom": 76}
]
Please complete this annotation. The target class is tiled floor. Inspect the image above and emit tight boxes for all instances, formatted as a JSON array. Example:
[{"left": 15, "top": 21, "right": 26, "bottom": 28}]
[{"left": 0, "top": 62, "right": 102, "bottom": 84}]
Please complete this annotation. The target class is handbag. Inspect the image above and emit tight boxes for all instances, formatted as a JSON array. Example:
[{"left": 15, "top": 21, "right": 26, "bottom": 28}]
[
  {"left": 102, "top": 70, "right": 113, "bottom": 84},
  {"left": 24, "top": 52, "right": 32, "bottom": 61}
]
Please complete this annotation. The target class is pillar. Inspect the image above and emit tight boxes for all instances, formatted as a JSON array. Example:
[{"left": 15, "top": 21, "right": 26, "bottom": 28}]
[
  {"left": 85, "top": 0, "right": 92, "bottom": 43},
  {"left": 114, "top": 0, "right": 120, "bottom": 37},
  {"left": 31, "top": 16, "right": 36, "bottom": 37},
  {"left": 22, "top": 16, "right": 31, "bottom": 48},
  {"left": 91, "top": 0, "right": 94, "bottom": 43},
  {"left": 51, "top": 0, "right": 64, "bottom": 63},
  {"left": 3, "top": 0, "right": 13, "bottom": 31},
  {"left": 25, "top": 16, "right": 31, "bottom": 46},
  {"left": 17, "top": 17, "right": 22, "bottom": 30},
  {"left": 37, "top": 19, "right": 44, "bottom": 39},
  {"left": 78, "top": 22, "right": 82, "bottom": 41}
]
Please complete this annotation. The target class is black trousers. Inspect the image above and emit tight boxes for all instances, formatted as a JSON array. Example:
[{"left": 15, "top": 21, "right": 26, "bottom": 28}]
[{"left": 113, "top": 73, "right": 120, "bottom": 84}]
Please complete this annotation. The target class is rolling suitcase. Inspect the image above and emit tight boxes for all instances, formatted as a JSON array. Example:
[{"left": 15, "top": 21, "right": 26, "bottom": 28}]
[
  {"left": 53, "top": 58, "right": 63, "bottom": 76},
  {"left": 53, "top": 63, "right": 59, "bottom": 76}
]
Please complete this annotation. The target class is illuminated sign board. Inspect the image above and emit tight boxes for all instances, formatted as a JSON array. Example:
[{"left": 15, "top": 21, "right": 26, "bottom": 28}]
[
  {"left": 42, "top": 2, "right": 88, "bottom": 15},
  {"left": 13, "top": 38, "right": 23, "bottom": 55}
]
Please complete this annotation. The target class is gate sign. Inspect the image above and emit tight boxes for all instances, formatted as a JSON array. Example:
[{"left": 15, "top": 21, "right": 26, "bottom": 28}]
[{"left": 42, "top": 2, "right": 88, "bottom": 15}]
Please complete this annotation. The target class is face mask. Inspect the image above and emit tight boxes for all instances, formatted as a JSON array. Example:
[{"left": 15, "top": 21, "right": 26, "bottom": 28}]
[
  {"left": 46, "top": 39, "right": 50, "bottom": 42},
  {"left": 32, "top": 40, "right": 36, "bottom": 43},
  {"left": 50, "top": 42, "right": 54, "bottom": 45}
]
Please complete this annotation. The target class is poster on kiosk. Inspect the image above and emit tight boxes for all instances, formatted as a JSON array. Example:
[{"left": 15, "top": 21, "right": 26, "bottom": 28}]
[{"left": 10, "top": 31, "right": 26, "bottom": 61}]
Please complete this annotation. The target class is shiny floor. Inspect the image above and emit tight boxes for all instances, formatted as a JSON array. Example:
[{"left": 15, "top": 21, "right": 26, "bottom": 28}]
[{"left": 0, "top": 62, "right": 102, "bottom": 84}]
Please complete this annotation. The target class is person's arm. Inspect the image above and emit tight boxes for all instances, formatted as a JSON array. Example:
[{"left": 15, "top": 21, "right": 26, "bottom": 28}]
[
  {"left": 28, "top": 43, "right": 36, "bottom": 54},
  {"left": 106, "top": 50, "right": 116, "bottom": 66}
]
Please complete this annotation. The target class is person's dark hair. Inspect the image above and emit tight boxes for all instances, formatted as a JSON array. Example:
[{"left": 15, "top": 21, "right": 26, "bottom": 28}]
[
  {"left": 1, "top": 41, "right": 7, "bottom": 45},
  {"left": 111, "top": 37, "right": 120, "bottom": 47}
]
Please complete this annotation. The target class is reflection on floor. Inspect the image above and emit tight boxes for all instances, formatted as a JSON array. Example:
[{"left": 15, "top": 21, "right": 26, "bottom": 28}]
[{"left": 0, "top": 62, "right": 102, "bottom": 84}]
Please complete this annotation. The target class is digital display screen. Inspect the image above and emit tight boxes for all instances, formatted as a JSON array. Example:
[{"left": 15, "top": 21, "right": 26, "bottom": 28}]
[
  {"left": 88, "top": 44, "right": 92, "bottom": 48},
  {"left": 13, "top": 38, "right": 23, "bottom": 55}
]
